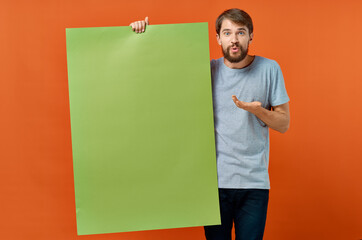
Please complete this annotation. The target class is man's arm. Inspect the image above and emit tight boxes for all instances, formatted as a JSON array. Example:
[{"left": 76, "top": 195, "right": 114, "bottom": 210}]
[{"left": 232, "top": 95, "right": 290, "bottom": 133}]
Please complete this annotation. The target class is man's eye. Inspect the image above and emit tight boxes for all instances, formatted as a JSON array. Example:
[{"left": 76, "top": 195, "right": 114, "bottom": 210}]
[
  {"left": 224, "top": 32, "right": 230, "bottom": 36},
  {"left": 238, "top": 32, "right": 245, "bottom": 35}
]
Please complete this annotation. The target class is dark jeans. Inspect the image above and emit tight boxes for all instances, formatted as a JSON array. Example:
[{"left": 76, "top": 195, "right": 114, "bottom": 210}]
[{"left": 204, "top": 188, "right": 269, "bottom": 240}]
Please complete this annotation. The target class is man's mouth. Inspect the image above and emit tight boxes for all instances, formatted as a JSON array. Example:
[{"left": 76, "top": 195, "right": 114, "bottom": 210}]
[
  {"left": 231, "top": 47, "right": 239, "bottom": 53},
  {"left": 230, "top": 45, "right": 240, "bottom": 53}
]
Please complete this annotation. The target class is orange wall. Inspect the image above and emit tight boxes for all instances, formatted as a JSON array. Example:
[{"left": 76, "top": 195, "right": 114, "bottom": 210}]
[{"left": 1, "top": 0, "right": 361, "bottom": 239}]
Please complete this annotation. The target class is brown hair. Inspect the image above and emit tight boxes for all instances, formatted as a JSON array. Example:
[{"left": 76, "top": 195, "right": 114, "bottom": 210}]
[{"left": 215, "top": 8, "right": 253, "bottom": 35}]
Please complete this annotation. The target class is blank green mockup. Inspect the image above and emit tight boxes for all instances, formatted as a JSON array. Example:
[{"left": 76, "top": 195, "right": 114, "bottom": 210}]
[{"left": 66, "top": 22, "right": 220, "bottom": 235}]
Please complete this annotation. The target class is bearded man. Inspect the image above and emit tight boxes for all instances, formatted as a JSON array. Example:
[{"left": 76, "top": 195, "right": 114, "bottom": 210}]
[{"left": 130, "top": 8, "right": 290, "bottom": 240}]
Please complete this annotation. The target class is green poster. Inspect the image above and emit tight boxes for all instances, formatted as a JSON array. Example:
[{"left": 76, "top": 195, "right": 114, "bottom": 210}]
[{"left": 66, "top": 22, "right": 220, "bottom": 235}]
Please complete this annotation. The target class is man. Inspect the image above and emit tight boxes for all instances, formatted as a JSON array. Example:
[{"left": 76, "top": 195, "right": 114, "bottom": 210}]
[{"left": 130, "top": 8, "right": 290, "bottom": 240}]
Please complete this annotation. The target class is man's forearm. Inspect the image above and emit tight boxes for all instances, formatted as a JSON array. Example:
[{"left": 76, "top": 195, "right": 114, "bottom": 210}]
[{"left": 251, "top": 106, "right": 290, "bottom": 133}]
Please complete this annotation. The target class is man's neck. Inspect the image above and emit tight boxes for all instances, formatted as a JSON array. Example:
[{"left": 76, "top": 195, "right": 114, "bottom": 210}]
[{"left": 224, "top": 55, "right": 255, "bottom": 69}]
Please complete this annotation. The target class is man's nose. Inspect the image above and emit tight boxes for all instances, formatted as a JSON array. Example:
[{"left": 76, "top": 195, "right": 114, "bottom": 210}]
[{"left": 231, "top": 34, "right": 239, "bottom": 44}]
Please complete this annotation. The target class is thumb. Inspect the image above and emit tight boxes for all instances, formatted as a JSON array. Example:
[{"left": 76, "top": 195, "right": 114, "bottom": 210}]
[{"left": 145, "top": 16, "right": 149, "bottom": 25}]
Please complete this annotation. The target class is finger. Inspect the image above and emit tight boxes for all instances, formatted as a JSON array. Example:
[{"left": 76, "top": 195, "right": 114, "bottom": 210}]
[
  {"left": 141, "top": 21, "right": 145, "bottom": 32},
  {"left": 232, "top": 96, "right": 246, "bottom": 109},
  {"left": 129, "top": 22, "right": 134, "bottom": 31},
  {"left": 236, "top": 101, "right": 246, "bottom": 109},
  {"left": 232, "top": 96, "right": 245, "bottom": 105},
  {"left": 145, "top": 16, "right": 149, "bottom": 25},
  {"left": 137, "top": 21, "right": 142, "bottom": 33},
  {"left": 232, "top": 96, "right": 240, "bottom": 106},
  {"left": 231, "top": 95, "right": 238, "bottom": 103},
  {"left": 134, "top": 21, "right": 139, "bottom": 33},
  {"left": 138, "top": 21, "right": 143, "bottom": 33}
]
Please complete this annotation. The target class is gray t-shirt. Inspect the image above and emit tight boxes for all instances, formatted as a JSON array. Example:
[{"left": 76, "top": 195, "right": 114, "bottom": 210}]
[{"left": 211, "top": 56, "right": 289, "bottom": 189}]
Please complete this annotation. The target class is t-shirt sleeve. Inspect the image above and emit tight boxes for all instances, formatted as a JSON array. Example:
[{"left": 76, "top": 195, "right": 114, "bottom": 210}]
[{"left": 269, "top": 61, "right": 290, "bottom": 107}]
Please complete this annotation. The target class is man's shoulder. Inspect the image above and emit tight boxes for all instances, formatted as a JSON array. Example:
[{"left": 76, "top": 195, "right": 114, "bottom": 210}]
[
  {"left": 255, "top": 55, "right": 281, "bottom": 70},
  {"left": 210, "top": 57, "right": 222, "bottom": 65},
  {"left": 210, "top": 57, "right": 223, "bottom": 70}
]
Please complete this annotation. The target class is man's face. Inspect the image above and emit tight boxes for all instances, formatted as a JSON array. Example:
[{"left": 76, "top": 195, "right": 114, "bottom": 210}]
[{"left": 217, "top": 19, "right": 253, "bottom": 63}]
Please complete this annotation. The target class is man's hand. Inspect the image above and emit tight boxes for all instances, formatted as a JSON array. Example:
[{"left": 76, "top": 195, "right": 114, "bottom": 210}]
[
  {"left": 232, "top": 95, "right": 262, "bottom": 114},
  {"left": 129, "top": 17, "right": 149, "bottom": 33},
  {"left": 232, "top": 95, "right": 290, "bottom": 133}
]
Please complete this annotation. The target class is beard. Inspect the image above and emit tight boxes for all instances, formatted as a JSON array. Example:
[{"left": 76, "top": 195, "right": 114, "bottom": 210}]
[{"left": 222, "top": 43, "right": 248, "bottom": 63}]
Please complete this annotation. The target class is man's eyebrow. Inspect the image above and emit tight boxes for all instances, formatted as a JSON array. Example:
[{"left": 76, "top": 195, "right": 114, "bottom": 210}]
[{"left": 222, "top": 27, "right": 247, "bottom": 32}]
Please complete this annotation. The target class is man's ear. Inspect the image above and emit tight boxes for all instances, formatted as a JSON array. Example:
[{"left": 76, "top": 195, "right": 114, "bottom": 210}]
[
  {"left": 216, "top": 33, "right": 221, "bottom": 45},
  {"left": 249, "top": 32, "right": 254, "bottom": 44}
]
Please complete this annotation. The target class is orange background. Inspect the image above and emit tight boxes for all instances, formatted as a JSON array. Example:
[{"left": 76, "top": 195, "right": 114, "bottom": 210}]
[{"left": 1, "top": 0, "right": 361, "bottom": 239}]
